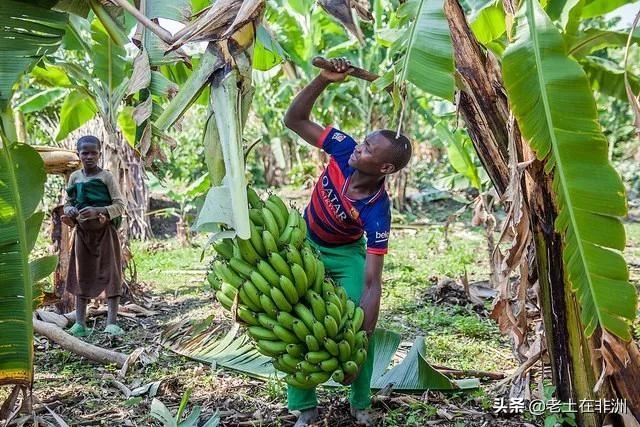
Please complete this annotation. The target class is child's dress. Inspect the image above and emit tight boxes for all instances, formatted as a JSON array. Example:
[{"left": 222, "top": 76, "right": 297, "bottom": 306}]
[{"left": 63, "top": 169, "right": 126, "bottom": 299}]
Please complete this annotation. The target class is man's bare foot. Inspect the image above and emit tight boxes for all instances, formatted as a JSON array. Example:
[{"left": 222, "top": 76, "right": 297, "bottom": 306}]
[
  {"left": 350, "top": 407, "right": 375, "bottom": 426},
  {"left": 293, "top": 408, "right": 319, "bottom": 427}
]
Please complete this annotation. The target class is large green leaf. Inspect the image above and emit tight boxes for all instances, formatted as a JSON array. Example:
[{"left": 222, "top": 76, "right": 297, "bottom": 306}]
[
  {"left": 16, "top": 88, "right": 67, "bottom": 113},
  {"left": 164, "top": 323, "right": 477, "bottom": 391},
  {"left": 436, "top": 123, "right": 482, "bottom": 189},
  {"left": 0, "top": 141, "right": 46, "bottom": 384},
  {"left": 90, "top": 18, "right": 128, "bottom": 91},
  {"left": 581, "top": 0, "right": 637, "bottom": 18},
  {"left": 253, "top": 26, "right": 286, "bottom": 71},
  {"left": 469, "top": 1, "right": 506, "bottom": 45},
  {"left": 0, "top": 1, "right": 67, "bottom": 110},
  {"left": 29, "top": 255, "right": 58, "bottom": 283},
  {"left": 502, "top": 0, "right": 636, "bottom": 340},
  {"left": 581, "top": 56, "right": 640, "bottom": 101},
  {"left": 399, "top": 0, "right": 455, "bottom": 100},
  {"left": 55, "top": 89, "right": 98, "bottom": 141},
  {"left": 568, "top": 28, "right": 640, "bottom": 58}
]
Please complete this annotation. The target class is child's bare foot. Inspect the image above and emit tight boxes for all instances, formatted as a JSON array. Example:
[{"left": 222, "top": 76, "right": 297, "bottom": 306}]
[
  {"left": 293, "top": 408, "right": 319, "bottom": 427},
  {"left": 350, "top": 407, "right": 375, "bottom": 426}
]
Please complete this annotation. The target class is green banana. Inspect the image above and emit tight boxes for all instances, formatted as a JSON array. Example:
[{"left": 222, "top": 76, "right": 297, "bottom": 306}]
[
  {"left": 343, "top": 361, "right": 358, "bottom": 375},
  {"left": 308, "top": 371, "right": 331, "bottom": 385},
  {"left": 247, "top": 186, "right": 263, "bottom": 209},
  {"left": 268, "top": 252, "right": 293, "bottom": 281},
  {"left": 265, "top": 198, "right": 286, "bottom": 231},
  {"left": 257, "top": 313, "right": 278, "bottom": 330},
  {"left": 320, "top": 357, "right": 339, "bottom": 372},
  {"left": 276, "top": 311, "right": 297, "bottom": 330},
  {"left": 270, "top": 287, "right": 293, "bottom": 312},
  {"left": 301, "top": 247, "right": 317, "bottom": 284},
  {"left": 289, "top": 227, "right": 305, "bottom": 249},
  {"left": 215, "top": 291, "right": 233, "bottom": 310},
  {"left": 256, "top": 340, "right": 287, "bottom": 356},
  {"left": 273, "top": 357, "right": 296, "bottom": 374},
  {"left": 219, "top": 263, "right": 244, "bottom": 288},
  {"left": 257, "top": 260, "right": 280, "bottom": 287},
  {"left": 249, "top": 271, "right": 271, "bottom": 295},
  {"left": 279, "top": 276, "right": 299, "bottom": 305},
  {"left": 306, "top": 334, "right": 320, "bottom": 352},
  {"left": 238, "top": 286, "right": 262, "bottom": 312},
  {"left": 306, "top": 290, "right": 326, "bottom": 321},
  {"left": 292, "top": 320, "right": 311, "bottom": 342},
  {"left": 326, "top": 301, "right": 342, "bottom": 326},
  {"left": 249, "top": 221, "right": 267, "bottom": 257},
  {"left": 282, "top": 353, "right": 303, "bottom": 369},
  {"left": 206, "top": 272, "right": 220, "bottom": 290},
  {"left": 286, "top": 244, "right": 304, "bottom": 266},
  {"left": 213, "top": 238, "right": 234, "bottom": 259},
  {"left": 285, "top": 343, "right": 305, "bottom": 358},
  {"left": 335, "top": 286, "right": 348, "bottom": 309},
  {"left": 299, "top": 360, "right": 322, "bottom": 374},
  {"left": 295, "top": 371, "right": 312, "bottom": 387},
  {"left": 242, "top": 281, "right": 262, "bottom": 307},
  {"left": 338, "top": 340, "right": 351, "bottom": 362},
  {"left": 237, "top": 306, "right": 259, "bottom": 326},
  {"left": 355, "top": 330, "right": 368, "bottom": 350},
  {"left": 261, "top": 207, "right": 280, "bottom": 238},
  {"left": 284, "top": 375, "right": 312, "bottom": 389},
  {"left": 353, "top": 307, "right": 365, "bottom": 331},
  {"left": 291, "top": 264, "right": 308, "bottom": 296},
  {"left": 354, "top": 348, "right": 367, "bottom": 365},
  {"left": 322, "top": 280, "right": 336, "bottom": 297},
  {"left": 312, "top": 261, "right": 325, "bottom": 293},
  {"left": 273, "top": 324, "right": 299, "bottom": 344},
  {"left": 267, "top": 194, "right": 289, "bottom": 223},
  {"left": 229, "top": 257, "right": 253, "bottom": 278},
  {"left": 346, "top": 299, "right": 356, "bottom": 319},
  {"left": 306, "top": 351, "right": 332, "bottom": 364},
  {"left": 298, "top": 215, "right": 307, "bottom": 239},
  {"left": 220, "top": 282, "right": 238, "bottom": 300},
  {"left": 344, "top": 328, "right": 356, "bottom": 350},
  {"left": 332, "top": 369, "right": 344, "bottom": 383},
  {"left": 237, "top": 238, "right": 261, "bottom": 265},
  {"left": 323, "top": 337, "right": 339, "bottom": 357},
  {"left": 259, "top": 294, "right": 278, "bottom": 318},
  {"left": 248, "top": 326, "right": 278, "bottom": 341},
  {"left": 249, "top": 208, "right": 265, "bottom": 226},
  {"left": 326, "top": 293, "right": 343, "bottom": 313},
  {"left": 294, "top": 303, "right": 316, "bottom": 332},
  {"left": 312, "top": 320, "right": 327, "bottom": 342},
  {"left": 262, "top": 229, "right": 279, "bottom": 254}
]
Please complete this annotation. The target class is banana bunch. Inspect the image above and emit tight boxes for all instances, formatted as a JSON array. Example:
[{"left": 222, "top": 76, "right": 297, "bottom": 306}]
[{"left": 206, "top": 187, "right": 369, "bottom": 388}]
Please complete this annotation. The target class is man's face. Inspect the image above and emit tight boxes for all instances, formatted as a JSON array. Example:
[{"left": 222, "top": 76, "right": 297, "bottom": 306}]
[
  {"left": 348, "top": 131, "right": 394, "bottom": 175},
  {"left": 79, "top": 142, "right": 100, "bottom": 169}
]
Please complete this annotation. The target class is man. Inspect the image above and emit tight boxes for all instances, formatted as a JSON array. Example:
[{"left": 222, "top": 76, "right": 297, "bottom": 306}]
[{"left": 283, "top": 57, "right": 412, "bottom": 426}]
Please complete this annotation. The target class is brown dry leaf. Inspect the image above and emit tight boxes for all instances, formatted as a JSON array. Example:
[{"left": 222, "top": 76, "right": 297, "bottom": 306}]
[
  {"left": 127, "top": 52, "right": 151, "bottom": 96},
  {"left": 133, "top": 96, "right": 152, "bottom": 126},
  {"left": 222, "top": 0, "right": 266, "bottom": 39},
  {"left": 624, "top": 10, "right": 640, "bottom": 138},
  {"left": 318, "top": 0, "right": 365, "bottom": 43}
]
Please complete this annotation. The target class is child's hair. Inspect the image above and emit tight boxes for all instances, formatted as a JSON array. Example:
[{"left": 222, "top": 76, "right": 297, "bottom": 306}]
[
  {"left": 378, "top": 129, "right": 412, "bottom": 172},
  {"left": 76, "top": 135, "right": 102, "bottom": 151}
]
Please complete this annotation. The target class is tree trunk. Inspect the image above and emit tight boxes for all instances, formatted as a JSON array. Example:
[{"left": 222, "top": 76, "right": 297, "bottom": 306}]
[
  {"left": 102, "top": 121, "right": 152, "bottom": 240},
  {"left": 51, "top": 204, "right": 75, "bottom": 314},
  {"left": 444, "top": 0, "right": 640, "bottom": 423}
]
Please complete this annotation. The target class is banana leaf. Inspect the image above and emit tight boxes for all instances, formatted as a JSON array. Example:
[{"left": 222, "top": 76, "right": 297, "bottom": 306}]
[
  {"left": 568, "top": 28, "right": 640, "bottom": 58},
  {"left": 580, "top": 0, "right": 635, "bottom": 19},
  {"left": 0, "top": 1, "right": 67, "bottom": 110},
  {"left": 398, "top": 0, "right": 455, "bottom": 101},
  {"left": 0, "top": 141, "right": 50, "bottom": 385},
  {"left": 502, "top": 0, "right": 636, "bottom": 340},
  {"left": 581, "top": 56, "right": 640, "bottom": 101},
  {"left": 469, "top": 0, "right": 506, "bottom": 45},
  {"left": 163, "top": 323, "right": 478, "bottom": 391}
]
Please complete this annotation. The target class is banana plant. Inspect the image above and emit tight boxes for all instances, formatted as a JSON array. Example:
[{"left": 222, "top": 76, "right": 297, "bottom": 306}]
[{"left": 0, "top": 0, "right": 65, "bottom": 385}]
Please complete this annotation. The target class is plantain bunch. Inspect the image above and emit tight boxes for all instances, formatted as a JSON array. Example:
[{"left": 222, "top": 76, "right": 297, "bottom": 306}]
[{"left": 207, "top": 187, "right": 368, "bottom": 388}]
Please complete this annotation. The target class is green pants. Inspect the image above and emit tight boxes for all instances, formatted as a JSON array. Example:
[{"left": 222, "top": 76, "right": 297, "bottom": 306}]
[{"left": 287, "top": 238, "right": 376, "bottom": 411}]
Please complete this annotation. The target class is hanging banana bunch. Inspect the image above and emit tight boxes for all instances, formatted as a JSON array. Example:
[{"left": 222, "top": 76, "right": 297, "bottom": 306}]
[{"left": 207, "top": 188, "right": 369, "bottom": 388}]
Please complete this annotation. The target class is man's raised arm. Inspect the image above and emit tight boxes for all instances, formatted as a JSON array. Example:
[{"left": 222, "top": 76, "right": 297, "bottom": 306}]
[{"left": 283, "top": 57, "right": 352, "bottom": 146}]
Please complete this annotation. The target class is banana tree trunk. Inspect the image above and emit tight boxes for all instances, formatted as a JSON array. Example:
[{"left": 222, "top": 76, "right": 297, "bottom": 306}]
[
  {"left": 444, "top": 0, "right": 640, "bottom": 423},
  {"left": 101, "top": 121, "right": 151, "bottom": 240}
]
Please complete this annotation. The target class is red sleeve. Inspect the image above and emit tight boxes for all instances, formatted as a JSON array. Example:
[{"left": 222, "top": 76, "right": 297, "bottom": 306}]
[
  {"left": 315, "top": 126, "right": 333, "bottom": 148},
  {"left": 366, "top": 247, "right": 388, "bottom": 255}
]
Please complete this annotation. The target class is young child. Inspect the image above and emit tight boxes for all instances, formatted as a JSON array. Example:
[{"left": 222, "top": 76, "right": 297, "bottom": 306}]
[
  {"left": 62, "top": 135, "right": 126, "bottom": 337},
  {"left": 283, "top": 57, "right": 413, "bottom": 426}
]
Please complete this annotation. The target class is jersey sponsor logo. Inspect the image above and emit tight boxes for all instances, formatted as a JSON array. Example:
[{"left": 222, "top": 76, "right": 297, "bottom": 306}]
[
  {"left": 375, "top": 230, "right": 389, "bottom": 243},
  {"left": 321, "top": 174, "right": 348, "bottom": 221},
  {"left": 331, "top": 132, "right": 347, "bottom": 142}
]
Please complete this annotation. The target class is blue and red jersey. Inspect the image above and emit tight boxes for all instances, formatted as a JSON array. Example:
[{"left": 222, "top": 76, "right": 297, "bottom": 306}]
[{"left": 304, "top": 126, "right": 391, "bottom": 255}]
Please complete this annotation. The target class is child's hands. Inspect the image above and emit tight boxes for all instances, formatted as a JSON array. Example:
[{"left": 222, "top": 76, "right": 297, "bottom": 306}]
[
  {"left": 78, "top": 207, "right": 101, "bottom": 219},
  {"left": 67, "top": 206, "right": 80, "bottom": 218},
  {"left": 320, "top": 57, "right": 352, "bottom": 83}
]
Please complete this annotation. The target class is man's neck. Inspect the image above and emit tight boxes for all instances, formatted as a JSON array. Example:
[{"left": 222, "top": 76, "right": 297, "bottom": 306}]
[
  {"left": 83, "top": 166, "right": 101, "bottom": 176},
  {"left": 348, "top": 170, "right": 385, "bottom": 197}
]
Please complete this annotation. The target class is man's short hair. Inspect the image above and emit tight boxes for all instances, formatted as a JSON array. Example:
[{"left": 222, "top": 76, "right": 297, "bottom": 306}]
[
  {"left": 378, "top": 129, "right": 412, "bottom": 172},
  {"left": 77, "top": 135, "right": 102, "bottom": 151}
]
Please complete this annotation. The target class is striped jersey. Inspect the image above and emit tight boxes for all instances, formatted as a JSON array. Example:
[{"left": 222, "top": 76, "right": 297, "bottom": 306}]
[{"left": 304, "top": 126, "right": 391, "bottom": 255}]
